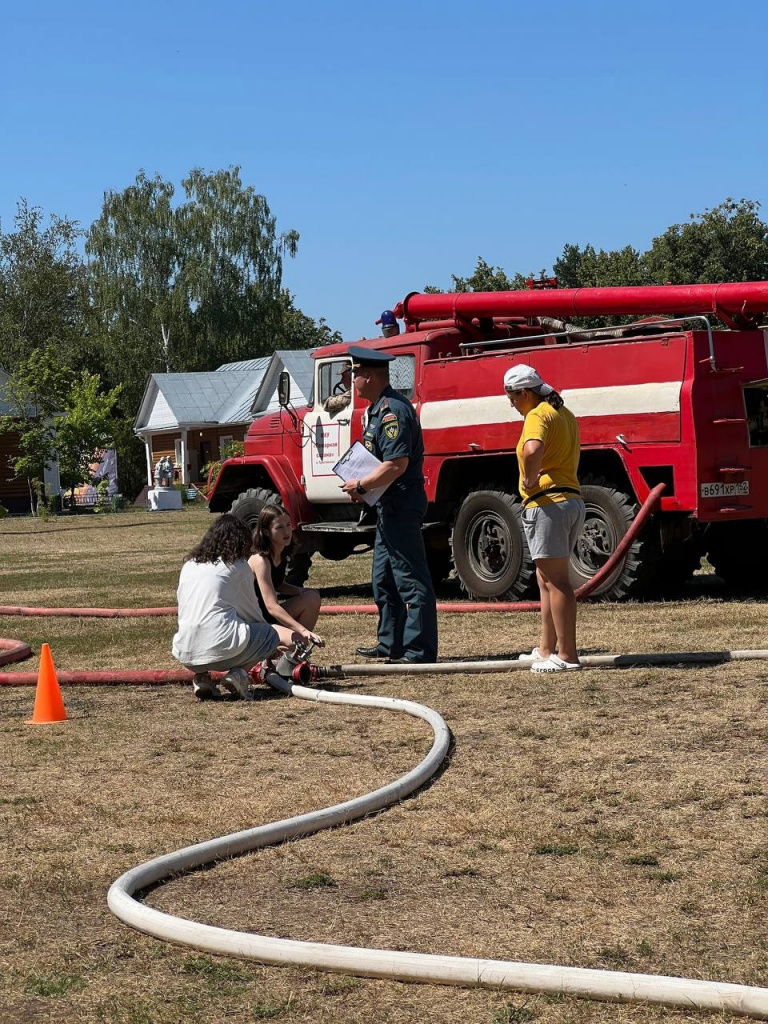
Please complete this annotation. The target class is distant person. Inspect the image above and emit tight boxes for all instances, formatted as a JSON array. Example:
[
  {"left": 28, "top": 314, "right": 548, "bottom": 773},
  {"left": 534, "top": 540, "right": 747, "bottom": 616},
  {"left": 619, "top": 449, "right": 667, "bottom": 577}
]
[
  {"left": 504, "top": 364, "right": 585, "bottom": 673},
  {"left": 172, "top": 514, "right": 301, "bottom": 700},
  {"left": 341, "top": 346, "right": 437, "bottom": 664},
  {"left": 248, "top": 504, "right": 324, "bottom": 649},
  {"left": 323, "top": 366, "right": 352, "bottom": 415},
  {"left": 376, "top": 310, "right": 401, "bottom": 339}
]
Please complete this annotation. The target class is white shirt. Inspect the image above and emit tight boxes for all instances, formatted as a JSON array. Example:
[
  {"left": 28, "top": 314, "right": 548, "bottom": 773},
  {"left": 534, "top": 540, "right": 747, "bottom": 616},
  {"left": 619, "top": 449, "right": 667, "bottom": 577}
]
[{"left": 171, "top": 558, "right": 266, "bottom": 666}]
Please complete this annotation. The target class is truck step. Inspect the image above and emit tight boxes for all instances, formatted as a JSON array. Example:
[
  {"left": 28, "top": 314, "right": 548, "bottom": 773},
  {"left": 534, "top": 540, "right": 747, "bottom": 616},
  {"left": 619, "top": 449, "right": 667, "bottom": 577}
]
[
  {"left": 300, "top": 521, "right": 376, "bottom": 534},
  {"left": 300, "top": 520, "right": 444, "bottom": 535}
]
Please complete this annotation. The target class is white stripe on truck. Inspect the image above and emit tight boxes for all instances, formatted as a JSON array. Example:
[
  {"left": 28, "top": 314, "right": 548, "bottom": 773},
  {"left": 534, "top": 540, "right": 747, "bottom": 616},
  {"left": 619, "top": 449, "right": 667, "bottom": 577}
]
[{"left": 420, "top": 381, "right": 682, "bottom": 429}]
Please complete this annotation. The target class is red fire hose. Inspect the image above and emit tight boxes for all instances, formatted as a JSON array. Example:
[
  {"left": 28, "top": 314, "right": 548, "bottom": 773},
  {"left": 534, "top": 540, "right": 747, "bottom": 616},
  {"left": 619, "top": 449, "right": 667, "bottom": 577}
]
[{"left": 0, "top": 486, "right": 663, "bottom": 685}]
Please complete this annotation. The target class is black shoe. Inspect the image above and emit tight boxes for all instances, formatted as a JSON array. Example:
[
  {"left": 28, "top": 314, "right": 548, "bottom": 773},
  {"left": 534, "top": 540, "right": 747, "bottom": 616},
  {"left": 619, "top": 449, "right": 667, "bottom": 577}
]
[
  {"left": 195, "top": 687, "right": 223, "bottom": 701},
  {"left": 387, "top": 656, "right": 427, "bottom": 665},
  {"left": 356, "top": 645, "right": 390, "bottom": 658}
]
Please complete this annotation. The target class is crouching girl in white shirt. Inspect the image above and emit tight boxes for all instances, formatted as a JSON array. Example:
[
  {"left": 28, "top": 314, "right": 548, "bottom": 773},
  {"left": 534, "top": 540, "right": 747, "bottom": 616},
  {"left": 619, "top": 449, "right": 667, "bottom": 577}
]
[{"left": 172, "top": 514, "right": 301, "bottom": 700}]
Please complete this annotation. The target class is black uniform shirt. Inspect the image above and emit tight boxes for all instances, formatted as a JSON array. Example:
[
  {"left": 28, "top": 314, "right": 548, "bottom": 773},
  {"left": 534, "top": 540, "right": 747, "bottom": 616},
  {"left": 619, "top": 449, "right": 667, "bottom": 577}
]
[{"left": 363, "top": 385, "right": 425, "bottom": 506}]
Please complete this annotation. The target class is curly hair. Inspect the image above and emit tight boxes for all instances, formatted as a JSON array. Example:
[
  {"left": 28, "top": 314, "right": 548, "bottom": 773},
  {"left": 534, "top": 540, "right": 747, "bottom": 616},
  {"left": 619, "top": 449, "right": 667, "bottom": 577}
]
[
  {"left": 252, "top": 504, "right": 295, "bottom": 561},
  {"left": 186, "top": 514, "right": 253, "bottom": 565},
  {"left": 540, "top": 388, "right": 565, "bottom": 410}
]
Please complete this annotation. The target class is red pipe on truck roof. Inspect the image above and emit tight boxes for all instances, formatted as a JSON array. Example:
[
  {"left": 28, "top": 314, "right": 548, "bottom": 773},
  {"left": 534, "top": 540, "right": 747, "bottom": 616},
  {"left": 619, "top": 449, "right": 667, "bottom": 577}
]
[{"left": 393, "top": 281, "right": 768, "bottom": 326}]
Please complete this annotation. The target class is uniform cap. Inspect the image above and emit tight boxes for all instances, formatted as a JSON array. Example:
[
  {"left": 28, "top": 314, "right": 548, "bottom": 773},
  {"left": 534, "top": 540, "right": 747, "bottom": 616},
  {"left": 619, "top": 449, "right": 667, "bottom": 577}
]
[
  {"left": 503, "top": 364, "right": 554, "bottom": 396},
  {"left": 347, "top": 345, "right": 395, "bottom": 369}
]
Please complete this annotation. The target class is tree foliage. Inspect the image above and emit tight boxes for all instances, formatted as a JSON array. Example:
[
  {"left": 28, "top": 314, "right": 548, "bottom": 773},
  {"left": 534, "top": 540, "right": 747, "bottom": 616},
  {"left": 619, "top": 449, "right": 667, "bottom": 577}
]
[
  {"left": 275, "top": 291, "right": 343, "bottom": 348},
  {"left": 0, "top": 200, "right": 85, "bottom": 371},
  {"left": 0, "top": 349, "right": 75, "bottom": 509},
  {"left": 428, "top": 200, "right": 768, "bottom": 307},
  {"left": 86, "top": 167, "right": 301, "bottom": 411},
  {"left": 55, "top": 373, "right": 122, "bottom": 496},
  {"left": 645, "top": 198, "right": 768, "bottom": 285}
]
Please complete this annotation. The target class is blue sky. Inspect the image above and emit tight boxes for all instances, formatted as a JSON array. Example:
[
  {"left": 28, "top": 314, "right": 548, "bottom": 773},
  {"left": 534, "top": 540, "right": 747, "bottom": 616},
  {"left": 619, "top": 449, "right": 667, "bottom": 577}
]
[{"left": 2, "top": 0, "right": 767, "bottom": 341}]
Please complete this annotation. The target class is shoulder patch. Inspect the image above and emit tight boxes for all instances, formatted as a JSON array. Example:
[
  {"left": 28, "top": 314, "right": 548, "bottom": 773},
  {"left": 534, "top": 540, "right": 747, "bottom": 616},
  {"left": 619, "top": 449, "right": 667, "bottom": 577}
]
[
  {"left": 384, "top": 419, "right": 400, "bottom": 440},
  {"left": 381, "top": 412, "right": 398, "bottom": 423}
]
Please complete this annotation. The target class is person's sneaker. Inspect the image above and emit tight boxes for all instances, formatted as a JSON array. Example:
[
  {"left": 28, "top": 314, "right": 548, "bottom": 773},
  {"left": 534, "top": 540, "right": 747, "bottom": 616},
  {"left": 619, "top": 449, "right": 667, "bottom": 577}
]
[
  {"left": 192, "top": 673, "right": 222, "bottom": 701},
  {"left": 221, "top": 667, "right": 254, "bottom": 700}
]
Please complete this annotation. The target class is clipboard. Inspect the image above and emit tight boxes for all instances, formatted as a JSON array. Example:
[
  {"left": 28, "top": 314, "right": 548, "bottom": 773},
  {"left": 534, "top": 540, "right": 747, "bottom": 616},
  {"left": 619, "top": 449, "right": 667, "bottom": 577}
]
[{"left": 332, "top": 441, "right": 390, "bottom": 506}]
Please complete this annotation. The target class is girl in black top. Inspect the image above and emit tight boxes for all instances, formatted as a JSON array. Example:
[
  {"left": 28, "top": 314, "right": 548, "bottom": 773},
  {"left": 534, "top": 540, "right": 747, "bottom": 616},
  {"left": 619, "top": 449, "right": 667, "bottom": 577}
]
[{"left": 248, "top": 504, "right": 323, "bottom": 648}]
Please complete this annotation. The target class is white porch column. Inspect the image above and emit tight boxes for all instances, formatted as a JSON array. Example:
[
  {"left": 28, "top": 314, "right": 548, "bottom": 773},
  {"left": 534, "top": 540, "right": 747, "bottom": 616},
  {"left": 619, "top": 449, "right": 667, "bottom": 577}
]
[
  {"left": 180, "top": 429, "right": 188, "bottom": 486},
  {"left": 144, "top": 438, "right": 154, "bottom": 487}
]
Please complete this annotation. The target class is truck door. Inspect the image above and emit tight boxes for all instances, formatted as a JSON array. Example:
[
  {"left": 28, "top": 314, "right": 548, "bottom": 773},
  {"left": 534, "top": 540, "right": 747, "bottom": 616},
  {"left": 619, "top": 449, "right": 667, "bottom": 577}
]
[{"left": 302, "top": 357, "right": 353, "bottom": 502}]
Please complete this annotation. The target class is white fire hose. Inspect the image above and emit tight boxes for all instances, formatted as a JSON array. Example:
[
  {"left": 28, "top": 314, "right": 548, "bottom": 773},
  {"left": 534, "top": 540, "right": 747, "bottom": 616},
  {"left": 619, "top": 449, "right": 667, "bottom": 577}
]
[{"left": 108, "top": 669, "right": 768, "bottom": 1019}]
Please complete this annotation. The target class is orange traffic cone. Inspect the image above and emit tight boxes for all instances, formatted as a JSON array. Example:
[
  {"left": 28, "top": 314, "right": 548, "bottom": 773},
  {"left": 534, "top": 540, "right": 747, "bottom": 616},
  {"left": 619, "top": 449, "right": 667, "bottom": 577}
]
[{"left": 27, "top": 643, "right": 67, "bottom": 725}]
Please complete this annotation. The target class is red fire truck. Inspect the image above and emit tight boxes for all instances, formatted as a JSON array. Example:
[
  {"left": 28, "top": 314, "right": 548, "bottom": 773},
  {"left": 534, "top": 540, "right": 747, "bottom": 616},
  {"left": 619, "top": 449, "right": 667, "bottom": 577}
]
[{"left": 208, "top": 282, "right": 768, "bottom": 601}]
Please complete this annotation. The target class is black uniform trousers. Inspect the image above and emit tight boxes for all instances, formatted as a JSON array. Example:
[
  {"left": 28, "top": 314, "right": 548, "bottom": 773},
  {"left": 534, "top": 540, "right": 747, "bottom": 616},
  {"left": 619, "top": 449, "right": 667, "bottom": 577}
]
[{"left": 372, "top": 494, "right": 438, "bottom": 663}]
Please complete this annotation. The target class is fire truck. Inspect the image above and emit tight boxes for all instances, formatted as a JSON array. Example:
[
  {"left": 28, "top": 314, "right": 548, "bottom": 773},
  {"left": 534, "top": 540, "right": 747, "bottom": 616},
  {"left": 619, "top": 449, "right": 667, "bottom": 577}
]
[{"left": 208, "top": 282, "right": 768, "bottom": 601}]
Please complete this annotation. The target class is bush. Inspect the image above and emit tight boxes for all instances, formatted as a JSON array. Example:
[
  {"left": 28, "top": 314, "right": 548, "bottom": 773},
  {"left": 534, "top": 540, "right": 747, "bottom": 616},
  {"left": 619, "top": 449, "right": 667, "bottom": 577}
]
[{"left": 0, "top": 502, "right": 8, "bottom": 519}]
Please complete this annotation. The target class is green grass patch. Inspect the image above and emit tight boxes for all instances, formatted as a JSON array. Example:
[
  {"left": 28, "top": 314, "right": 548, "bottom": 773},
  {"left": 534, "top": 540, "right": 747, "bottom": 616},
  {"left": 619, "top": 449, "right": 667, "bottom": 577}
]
[
  {"left": 291, "top": 872, "right": 337, "bottom": 890},
  {"left": 25, "top": 971, "right": 86, "bottom": 997},
  {"left": 532, "top": 843, "right": 579, "bottom": 856}
]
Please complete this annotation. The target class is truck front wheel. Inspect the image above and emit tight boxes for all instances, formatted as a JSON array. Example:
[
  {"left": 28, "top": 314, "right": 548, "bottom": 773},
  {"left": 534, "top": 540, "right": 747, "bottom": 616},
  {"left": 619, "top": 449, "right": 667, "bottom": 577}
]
[
  {"left": 451, "top": 488, "right": 536, "bottom": 601},
  {"left": 229, "top": 487, "right": 312, "bottom": 587}
]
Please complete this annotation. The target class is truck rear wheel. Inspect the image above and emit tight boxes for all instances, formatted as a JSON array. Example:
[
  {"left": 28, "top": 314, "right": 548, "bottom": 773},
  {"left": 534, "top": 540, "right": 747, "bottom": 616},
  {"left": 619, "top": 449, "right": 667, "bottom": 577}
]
[
  {"left": 451, "top": 487, "right": 536, "bottom": 601},
  {"left": 569, "top": 477, "right": 651, "bottom": 600},
  {"left": 229, "top": 487, "right": 312, "bottom": 587}
]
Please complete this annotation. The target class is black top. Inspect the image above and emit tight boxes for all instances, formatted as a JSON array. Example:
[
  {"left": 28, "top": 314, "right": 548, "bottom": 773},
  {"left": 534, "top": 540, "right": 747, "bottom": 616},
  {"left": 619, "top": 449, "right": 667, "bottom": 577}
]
[{"left": 255, "top": 556, "right": 287, "bottom": 623}]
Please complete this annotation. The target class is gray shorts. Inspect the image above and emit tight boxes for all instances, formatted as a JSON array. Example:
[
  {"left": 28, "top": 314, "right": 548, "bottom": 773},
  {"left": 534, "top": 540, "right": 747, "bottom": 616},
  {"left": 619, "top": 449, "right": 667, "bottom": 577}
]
[
  {"left": 521, "top": 497, "right": 586, "bottom": 561},
  {"left": 182, "top": 622, "right": 280, "bottom": 674}
]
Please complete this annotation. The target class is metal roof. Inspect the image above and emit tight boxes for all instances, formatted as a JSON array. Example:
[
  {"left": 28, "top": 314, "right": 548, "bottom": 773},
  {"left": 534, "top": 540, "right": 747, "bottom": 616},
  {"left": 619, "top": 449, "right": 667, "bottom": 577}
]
[
  {"left": 134, "top": 350, "right": 315, "bottom": 433},
  {"left": 273, "top": 349, "right": 314, "bottom": 404}
]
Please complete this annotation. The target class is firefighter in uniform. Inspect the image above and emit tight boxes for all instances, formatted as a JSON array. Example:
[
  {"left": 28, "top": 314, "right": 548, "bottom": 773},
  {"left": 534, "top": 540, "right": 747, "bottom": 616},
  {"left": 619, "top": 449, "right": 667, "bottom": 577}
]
[{"left": 340, "top": 346, "right": 438, "bottom": 664}]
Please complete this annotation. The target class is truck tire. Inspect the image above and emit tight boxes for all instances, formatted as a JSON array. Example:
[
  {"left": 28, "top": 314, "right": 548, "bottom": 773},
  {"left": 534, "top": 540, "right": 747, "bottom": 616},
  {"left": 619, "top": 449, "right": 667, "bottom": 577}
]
[
  {"left": 451, "top": 487, "right": 536, "bottom": 601},
  {"left": 229, "top": 487, "right": 313, "bottom": 588},
  {"left": 569, "top": 476, "right": 652, "bottom": 600}
]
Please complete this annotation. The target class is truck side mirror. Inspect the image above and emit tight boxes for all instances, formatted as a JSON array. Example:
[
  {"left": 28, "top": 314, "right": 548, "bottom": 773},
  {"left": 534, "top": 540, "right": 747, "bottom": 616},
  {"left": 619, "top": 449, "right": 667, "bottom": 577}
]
[{"left": 278, "top": 371, "right": 291, "bottom": 407}]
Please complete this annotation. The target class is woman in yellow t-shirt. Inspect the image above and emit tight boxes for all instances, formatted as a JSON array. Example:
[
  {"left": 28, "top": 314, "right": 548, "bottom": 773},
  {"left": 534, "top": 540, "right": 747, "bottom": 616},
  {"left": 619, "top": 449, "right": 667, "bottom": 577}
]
[{"left": 504, "top": 364, "right": 586, "bottom": 673}]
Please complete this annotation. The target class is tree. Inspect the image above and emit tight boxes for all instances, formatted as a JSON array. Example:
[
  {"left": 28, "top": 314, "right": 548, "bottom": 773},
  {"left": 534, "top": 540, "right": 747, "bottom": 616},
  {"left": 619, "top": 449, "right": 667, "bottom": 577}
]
[
  {"left": 645, "top": 198, "right": 768, "bottom": 285},
  {"left": 274, "top": 291, "right": 343, "bottom": 349},
  {"left": 424, "top": 256, "right": 530, "bottom": 294},
  {"left": 0, "top": 349, "right": 75, "bottom": 511},
  {"left": 553, "top": 243, "right": 649, "bottom": 289},
  {"left": 86, "top": 166, "right": 301, "bottom": 411},
  {"left": 55, "top": 373, "right": 122, "bottom": 498},
  {"left": 0, "top": 200, "right": 86, "bottom": 372}
]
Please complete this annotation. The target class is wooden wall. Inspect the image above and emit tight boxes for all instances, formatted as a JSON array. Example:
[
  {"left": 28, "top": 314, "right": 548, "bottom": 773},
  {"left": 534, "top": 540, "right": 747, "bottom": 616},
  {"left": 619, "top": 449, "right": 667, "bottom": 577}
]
[
  {"left": 149, "top": 427, "right": 247, "bottom": 483},
  {"left": 0, "top": 429, "right": 31, "bottom": 512}
]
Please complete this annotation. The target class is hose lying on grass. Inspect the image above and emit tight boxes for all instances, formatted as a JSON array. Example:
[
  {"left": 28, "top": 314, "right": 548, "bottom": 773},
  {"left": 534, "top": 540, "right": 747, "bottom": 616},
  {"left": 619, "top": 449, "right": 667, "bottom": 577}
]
[{"left": 107, "top": 671, "right": 768, "bottom": 1020}]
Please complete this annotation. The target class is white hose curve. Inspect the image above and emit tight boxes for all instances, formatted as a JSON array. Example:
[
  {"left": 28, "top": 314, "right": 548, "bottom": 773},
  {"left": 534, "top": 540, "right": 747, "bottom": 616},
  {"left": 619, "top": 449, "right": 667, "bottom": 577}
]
[{"left": 108, "top": 673, "right": 768, "bottom": 1019}]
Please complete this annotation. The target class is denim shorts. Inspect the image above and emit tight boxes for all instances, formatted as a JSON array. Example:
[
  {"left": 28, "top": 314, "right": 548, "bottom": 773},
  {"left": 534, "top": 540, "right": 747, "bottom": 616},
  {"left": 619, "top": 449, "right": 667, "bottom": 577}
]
[{"left": 521, "top": 497, "right": 586, "bottom": 561}]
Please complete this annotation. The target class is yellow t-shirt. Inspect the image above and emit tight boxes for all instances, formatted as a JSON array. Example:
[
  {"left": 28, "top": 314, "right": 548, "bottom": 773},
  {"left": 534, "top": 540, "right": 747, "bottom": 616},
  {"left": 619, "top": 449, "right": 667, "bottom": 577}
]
[{"left": 516, "top": 401, "right": 581, "bottom": 507}]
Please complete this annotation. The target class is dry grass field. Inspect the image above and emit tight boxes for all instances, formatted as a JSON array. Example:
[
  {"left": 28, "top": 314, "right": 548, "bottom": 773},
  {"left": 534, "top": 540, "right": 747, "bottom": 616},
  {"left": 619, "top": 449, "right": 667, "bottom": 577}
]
[{"left": 1, "top": 507, "right": 767, "bottom": 1024}]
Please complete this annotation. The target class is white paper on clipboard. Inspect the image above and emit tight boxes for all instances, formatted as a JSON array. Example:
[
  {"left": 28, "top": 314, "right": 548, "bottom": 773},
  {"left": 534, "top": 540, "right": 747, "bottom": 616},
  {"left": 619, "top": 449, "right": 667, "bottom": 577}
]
[{"left": 332, "top": 441, "right": 389, "bottom": 506}]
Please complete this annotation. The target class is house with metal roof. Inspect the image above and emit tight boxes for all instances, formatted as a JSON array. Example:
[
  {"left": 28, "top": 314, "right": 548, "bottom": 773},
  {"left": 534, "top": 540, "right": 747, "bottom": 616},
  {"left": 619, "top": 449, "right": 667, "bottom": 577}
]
[{"left": 134, "top": 350, "right": 314, "bottom": 487}]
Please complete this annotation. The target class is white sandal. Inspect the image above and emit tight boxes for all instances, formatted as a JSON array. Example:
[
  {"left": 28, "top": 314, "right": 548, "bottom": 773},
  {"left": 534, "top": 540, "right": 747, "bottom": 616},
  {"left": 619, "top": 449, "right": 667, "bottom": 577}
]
[{"left": 531, "top": 655, "right": 582, "bottom": 673}]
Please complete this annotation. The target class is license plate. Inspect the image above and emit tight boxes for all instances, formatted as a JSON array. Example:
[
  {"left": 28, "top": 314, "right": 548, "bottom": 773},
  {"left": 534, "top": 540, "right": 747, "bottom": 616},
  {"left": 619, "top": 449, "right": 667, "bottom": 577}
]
[{"left": 700, "top": 481, "right": 750, "bottom": 498}]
